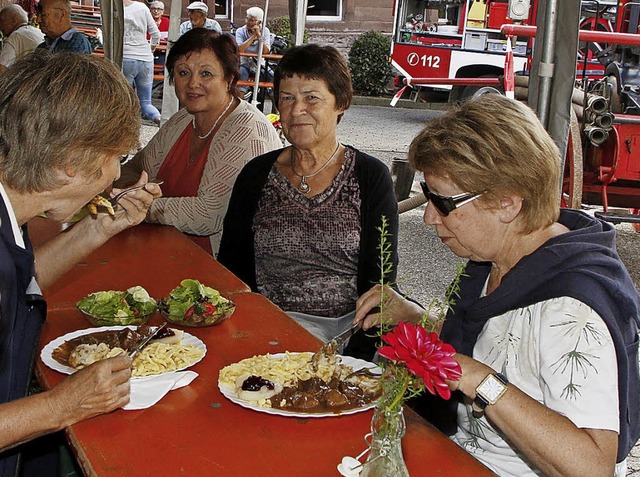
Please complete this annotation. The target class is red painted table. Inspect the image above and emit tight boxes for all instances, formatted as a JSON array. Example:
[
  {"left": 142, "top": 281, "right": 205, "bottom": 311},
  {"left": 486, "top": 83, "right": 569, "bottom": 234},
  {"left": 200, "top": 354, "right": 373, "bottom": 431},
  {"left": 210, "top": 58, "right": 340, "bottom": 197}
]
[
  {"left": 33, "top": 221, "right": 494, "bottom": 476},
  {"left": 28, "top": 218, "right": 250, "bottom": 310}
]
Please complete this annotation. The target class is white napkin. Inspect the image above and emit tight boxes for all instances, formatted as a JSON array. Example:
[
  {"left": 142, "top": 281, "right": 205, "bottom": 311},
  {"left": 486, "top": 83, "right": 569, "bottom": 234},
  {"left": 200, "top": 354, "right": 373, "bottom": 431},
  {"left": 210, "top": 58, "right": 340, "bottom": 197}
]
[{"left": 123, "top": 371, "right": 198, "bottom": 410}]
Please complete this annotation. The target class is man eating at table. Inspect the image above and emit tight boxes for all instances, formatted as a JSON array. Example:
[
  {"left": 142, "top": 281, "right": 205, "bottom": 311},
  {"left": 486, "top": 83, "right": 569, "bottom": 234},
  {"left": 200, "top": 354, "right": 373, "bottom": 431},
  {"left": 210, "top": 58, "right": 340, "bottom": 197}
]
[{"left": 0, "top": 50, "right": 162, "bottom": 477}]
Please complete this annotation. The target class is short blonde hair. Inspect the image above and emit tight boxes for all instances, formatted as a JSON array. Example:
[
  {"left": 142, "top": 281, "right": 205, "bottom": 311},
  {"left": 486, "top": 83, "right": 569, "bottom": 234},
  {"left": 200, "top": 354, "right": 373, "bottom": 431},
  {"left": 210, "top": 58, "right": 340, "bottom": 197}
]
[
  {"left": 409, "top": 94, "right": 561, "bottom": 234},
  {"left": 0, "top": 51, "right": 140, "bottom": 192}
]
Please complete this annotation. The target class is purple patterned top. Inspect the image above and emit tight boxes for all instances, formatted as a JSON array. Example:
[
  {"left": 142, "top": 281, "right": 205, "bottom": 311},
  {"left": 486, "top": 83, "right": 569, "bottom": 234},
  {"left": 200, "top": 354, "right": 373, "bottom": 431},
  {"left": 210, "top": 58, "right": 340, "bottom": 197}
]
[{"left": 253, "top": 147, "right": 361, "bottom": 317}]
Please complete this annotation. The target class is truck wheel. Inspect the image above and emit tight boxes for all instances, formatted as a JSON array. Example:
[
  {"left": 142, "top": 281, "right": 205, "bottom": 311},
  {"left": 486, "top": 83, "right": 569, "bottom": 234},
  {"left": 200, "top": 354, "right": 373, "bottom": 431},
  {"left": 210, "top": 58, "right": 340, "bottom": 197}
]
[{"left": 458, "top": 75, "right": 504, "bottom": 101}]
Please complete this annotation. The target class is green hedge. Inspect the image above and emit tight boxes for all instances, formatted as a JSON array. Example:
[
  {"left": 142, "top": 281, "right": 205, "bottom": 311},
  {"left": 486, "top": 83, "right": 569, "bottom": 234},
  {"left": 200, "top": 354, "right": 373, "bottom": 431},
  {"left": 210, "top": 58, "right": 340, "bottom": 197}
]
[
  {"left": 348, "top": 31, "right": 392, "bottom": 96},
  {"left": 267, "top": 16, "right": 309, "bottom": 44}
]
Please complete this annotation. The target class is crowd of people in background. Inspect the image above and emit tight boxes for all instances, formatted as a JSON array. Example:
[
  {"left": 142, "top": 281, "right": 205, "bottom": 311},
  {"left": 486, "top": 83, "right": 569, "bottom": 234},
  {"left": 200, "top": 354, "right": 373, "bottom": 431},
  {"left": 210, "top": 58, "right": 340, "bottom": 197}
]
[{"left": 0, "top": 0, "right": 273, "bottom": 122}]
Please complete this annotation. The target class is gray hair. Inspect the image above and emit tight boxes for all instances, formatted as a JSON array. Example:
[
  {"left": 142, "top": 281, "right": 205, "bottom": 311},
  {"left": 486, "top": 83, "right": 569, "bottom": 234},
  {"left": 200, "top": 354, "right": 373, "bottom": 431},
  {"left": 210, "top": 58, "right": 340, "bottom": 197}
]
[
  {"left": 0, "top": 51, "right": 140, "bottom": 193},
  {"left": 246, "top": 6, "right": 264, "bottom": 21},
  {"left": 0, "top": 4, "right": 28, "bottom": 25}
]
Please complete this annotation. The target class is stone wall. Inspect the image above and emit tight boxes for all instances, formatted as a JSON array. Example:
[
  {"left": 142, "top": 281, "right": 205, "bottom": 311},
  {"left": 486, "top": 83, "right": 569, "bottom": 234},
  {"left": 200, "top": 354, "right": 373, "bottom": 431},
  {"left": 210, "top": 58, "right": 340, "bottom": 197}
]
[{"left": 306, "top": 30, "right": 392, "bottom": 60}]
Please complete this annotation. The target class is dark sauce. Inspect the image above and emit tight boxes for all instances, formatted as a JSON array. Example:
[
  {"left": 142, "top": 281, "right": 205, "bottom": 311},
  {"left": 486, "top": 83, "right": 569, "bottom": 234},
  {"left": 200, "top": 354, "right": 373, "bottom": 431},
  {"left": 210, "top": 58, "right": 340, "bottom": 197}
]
[
  {"left": 269, "top": 376, "right": 381, "bottom": 413},
  {"left": 242, "top": 375, "right": 275, "bottom": 391},
  {"left": 52, "top": 325, "right": 163, "bottom": 366}
]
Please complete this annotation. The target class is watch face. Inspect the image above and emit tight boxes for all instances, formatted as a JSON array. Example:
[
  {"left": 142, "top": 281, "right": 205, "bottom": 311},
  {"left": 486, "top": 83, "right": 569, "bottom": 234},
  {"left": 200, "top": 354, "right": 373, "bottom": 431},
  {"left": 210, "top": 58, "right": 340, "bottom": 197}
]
[{"left": 478, "top": 375, "right": 506, "bottom": 403}]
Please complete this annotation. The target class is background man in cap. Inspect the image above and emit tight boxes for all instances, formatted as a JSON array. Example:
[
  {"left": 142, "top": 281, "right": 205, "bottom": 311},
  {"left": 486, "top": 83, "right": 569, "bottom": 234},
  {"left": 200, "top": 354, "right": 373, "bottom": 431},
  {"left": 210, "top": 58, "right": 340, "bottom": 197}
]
[
  {"left": 179, "top": 1, "right": 221, "bottom": 37},
  {"left": 0, "top": 4, "right": 44, "bottom": 72}
]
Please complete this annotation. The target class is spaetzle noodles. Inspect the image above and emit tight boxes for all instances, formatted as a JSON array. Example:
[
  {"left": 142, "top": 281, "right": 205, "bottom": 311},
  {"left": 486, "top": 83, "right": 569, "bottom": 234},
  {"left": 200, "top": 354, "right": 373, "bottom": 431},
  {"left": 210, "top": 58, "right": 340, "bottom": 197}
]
[
  {"left": 132, "top": 342, "right": 204, "bottom": 377},
  {"left": 219, "top": 352, "right": 352, "bottom": 389}
]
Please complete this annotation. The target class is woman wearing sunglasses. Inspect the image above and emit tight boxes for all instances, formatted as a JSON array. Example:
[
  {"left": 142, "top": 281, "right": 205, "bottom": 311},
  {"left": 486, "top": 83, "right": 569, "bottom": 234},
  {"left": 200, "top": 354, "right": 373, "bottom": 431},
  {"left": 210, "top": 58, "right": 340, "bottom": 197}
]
[{"left": 355, "top": 94, "right": 640, "bottom": 477}]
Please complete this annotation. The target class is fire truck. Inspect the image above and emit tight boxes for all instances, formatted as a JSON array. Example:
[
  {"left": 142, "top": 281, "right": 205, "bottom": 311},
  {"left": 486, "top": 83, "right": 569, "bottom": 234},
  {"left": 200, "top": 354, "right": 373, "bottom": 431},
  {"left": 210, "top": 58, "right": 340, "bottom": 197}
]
[
  {"left": 392, "top": 0, "right": 640, "bottom": 226},
  {"left": 390, "top": 0, "right": 608, "bottom": 102}
]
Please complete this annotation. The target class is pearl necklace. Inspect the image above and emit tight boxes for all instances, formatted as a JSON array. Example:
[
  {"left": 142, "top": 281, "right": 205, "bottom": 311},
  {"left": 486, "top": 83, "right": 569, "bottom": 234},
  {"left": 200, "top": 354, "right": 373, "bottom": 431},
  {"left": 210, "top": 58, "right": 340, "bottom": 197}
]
[
  {"left": 291, "top": 143, "right": 341, "bottom": 194},
  {"left": 192, "top": 96, "right": 234, "bottom": 140}
]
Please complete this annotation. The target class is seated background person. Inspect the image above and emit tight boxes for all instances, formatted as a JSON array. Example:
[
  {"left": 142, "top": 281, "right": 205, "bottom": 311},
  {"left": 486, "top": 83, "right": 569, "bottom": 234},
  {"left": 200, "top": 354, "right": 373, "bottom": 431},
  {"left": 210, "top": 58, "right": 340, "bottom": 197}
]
[
  {"left": 179, "top": 1, "right": 221, "bottom": 37},
  {"left": 218, "top": 44, "right": 399, "bottom": 361},
  {"left": 119, "top": 29, "right": 281, "bottom": 255},
  {"left": 355, "top": 94, "right": 640, "bottom": 476},
  {"left": 148, "top": 0, "right": 168, "bottom": 41},
  {"left": 0, "top": 51, "right": 161, "bottom": 476},
  {"left": 0, "top": 4, "right": 44, "bottom": 72},
  {"left": 36, "top": 0, "right": 91, "bottom": 53},
  {"left": 235, "top": 6, "right": 271, "bottom": 94}
]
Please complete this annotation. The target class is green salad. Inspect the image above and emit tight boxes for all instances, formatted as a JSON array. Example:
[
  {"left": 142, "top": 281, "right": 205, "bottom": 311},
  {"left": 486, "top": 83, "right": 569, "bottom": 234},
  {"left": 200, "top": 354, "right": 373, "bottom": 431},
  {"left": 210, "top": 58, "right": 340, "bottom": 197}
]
[
  {"left": 164, "top": 279, "right": 234, "bottom": 326},
  {"left": 76, "top": 286, "right": 157, "bottom": 325}
]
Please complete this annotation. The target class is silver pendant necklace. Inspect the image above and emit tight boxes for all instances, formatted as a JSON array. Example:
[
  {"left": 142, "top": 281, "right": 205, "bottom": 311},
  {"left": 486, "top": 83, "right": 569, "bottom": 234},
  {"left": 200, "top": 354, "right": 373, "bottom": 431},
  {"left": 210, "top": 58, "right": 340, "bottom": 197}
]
[
  {"left": 291, "top": 143, "right": 341, "bottom": 194},
  {"left": 192, "top": 96, "right": 234, "bottom": 140}
]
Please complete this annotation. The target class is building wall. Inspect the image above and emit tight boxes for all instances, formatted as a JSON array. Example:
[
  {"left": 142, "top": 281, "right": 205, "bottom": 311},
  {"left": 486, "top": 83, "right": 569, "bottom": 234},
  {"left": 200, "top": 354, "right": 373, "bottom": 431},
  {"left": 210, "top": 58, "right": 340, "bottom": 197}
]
[
  {"left": 230, "top": 0, "right": 393, "bottom": 56},
  {"left": 145, "top": 0, "right": 394, "bottom": 58}
]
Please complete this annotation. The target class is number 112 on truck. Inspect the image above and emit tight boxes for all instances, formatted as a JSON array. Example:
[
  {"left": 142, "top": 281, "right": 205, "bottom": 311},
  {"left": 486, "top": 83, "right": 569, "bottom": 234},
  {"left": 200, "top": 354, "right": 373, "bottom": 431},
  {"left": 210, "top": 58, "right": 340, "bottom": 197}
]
[{"left": 390, "top": 0, "right": 535, "bottom": 102}]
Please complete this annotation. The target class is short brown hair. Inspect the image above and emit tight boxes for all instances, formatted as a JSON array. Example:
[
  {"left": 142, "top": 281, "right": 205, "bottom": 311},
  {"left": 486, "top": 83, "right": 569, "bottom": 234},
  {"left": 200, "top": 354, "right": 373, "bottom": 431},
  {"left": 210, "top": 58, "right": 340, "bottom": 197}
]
[
  {"left": 273, "top": 44, "right": 353, "bottom": 120},
  {"left": 166, "top": 29, "right": 240, "bottom": 97},
  {"left": 0, "top": 50, "right": 140, "bottom": 193},
  {"left": 409, "top": 94, "right": 561, "bottom": 234}
]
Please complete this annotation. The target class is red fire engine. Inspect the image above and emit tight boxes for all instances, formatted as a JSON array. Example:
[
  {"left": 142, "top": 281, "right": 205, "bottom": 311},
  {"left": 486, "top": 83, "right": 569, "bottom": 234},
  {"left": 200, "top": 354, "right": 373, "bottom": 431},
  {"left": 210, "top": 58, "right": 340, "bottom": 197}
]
[
  {"left": 390, "top": 0, "right": 609, "bottom": 101},
  {"left": 392, "top": 0, "right": 640, "bottom": 226}
]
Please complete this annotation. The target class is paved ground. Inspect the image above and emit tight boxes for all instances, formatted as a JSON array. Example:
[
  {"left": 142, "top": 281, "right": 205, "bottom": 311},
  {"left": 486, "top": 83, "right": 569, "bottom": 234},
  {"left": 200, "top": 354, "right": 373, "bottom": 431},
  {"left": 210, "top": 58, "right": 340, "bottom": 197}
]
[{"left": 140, "top": 99, "right": 640, "bottom": 474}]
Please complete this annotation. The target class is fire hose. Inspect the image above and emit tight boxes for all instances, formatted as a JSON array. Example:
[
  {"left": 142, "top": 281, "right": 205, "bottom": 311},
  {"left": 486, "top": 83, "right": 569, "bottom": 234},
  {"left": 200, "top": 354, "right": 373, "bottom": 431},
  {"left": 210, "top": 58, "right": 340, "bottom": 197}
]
[{"left": 512, "top": 75, "right": 612, "bottom": 146}]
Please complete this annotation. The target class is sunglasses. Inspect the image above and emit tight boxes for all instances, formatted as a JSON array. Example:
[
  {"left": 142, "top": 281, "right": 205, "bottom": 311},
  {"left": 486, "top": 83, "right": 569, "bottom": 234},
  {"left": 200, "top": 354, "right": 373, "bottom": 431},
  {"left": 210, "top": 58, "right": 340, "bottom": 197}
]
[{"left": 420, "top": 181, "right": 482, "bottom": 217}]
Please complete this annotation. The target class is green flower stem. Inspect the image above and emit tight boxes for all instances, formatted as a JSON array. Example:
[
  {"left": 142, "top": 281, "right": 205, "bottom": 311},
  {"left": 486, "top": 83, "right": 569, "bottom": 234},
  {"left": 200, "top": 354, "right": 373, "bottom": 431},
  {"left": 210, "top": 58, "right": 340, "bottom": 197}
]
[{"left": 385, "top": 377, "right": 409, "bottom": 414}]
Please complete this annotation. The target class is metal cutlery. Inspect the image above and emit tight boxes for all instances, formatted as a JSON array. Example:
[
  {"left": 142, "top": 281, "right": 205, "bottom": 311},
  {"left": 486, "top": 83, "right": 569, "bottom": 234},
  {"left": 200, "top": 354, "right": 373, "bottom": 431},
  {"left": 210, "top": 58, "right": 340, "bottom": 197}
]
[
  {"left": 129, "top": 322, "right": 167, "bottom": 358},
  {"left": 110, "top": 180, "right": 164, "bottom": 206},
  {"left": 329, "top": 322, "right": 361, "bottom": 352}
]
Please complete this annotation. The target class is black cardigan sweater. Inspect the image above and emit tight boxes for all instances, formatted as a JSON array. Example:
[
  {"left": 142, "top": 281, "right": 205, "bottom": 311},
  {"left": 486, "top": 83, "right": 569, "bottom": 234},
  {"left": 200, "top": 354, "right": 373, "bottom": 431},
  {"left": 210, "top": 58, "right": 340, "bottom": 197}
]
[{"left": 218, "top": 146, "right": 399, "bottom": 360}]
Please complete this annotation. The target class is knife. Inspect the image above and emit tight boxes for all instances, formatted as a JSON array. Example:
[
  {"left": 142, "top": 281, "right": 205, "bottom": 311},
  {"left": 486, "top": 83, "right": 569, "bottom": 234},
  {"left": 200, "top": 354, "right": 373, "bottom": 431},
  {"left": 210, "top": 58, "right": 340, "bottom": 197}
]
[
  {"left": 129, "top": 323, "right": 167, "bottom": 358},
  {"left": 329, "top": 322, "right": 361, "bottom": 351}
]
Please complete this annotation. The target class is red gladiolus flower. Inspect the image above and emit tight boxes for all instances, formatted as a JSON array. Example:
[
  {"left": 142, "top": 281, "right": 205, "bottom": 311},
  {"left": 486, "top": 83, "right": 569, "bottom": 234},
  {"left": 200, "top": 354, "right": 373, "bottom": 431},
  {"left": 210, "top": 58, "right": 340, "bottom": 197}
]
[{"left": 378, "top": 322, "right": 461, "bottom": 400}]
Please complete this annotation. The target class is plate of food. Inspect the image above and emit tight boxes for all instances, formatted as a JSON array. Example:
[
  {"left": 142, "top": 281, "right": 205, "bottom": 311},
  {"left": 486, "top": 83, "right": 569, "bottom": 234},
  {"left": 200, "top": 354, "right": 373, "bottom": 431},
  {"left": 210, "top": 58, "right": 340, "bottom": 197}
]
[
  {"left": 159, "top": 279, "right": 235, "bottom": 327},
  {"left": 76, "top": 286, "right": 158, "bottom": 326},
  {"left": 218, "top": 350, "right": 382, "bottom": 418},
  {"left": 40, "top": 325, "right": 206, "bottom": 378}
]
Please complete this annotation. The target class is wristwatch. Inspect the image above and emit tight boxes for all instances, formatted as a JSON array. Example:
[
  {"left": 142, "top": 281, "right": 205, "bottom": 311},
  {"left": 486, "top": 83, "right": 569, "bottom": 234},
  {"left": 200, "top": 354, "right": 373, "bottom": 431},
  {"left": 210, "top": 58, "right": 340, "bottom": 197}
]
[{"left": 471, "top": 373, "right": 508, "bottom": 418}]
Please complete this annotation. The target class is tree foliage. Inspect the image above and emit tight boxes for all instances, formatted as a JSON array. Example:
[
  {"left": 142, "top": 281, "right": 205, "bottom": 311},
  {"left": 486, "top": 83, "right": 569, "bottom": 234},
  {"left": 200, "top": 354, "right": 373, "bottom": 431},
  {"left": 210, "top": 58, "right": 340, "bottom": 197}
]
[
  {"left": 349, "top": 31, "right": 392, "bottom": 96},
  {"left": 267, "top": 16, "right": 309, "bottom": 45}
]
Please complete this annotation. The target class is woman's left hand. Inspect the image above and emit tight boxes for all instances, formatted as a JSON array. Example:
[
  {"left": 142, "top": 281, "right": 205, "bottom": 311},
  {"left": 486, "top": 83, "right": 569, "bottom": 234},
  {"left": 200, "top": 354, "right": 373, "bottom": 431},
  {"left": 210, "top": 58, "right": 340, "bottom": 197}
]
[{"left": 445, "top": 353, "right": 494, "bottom": 397}]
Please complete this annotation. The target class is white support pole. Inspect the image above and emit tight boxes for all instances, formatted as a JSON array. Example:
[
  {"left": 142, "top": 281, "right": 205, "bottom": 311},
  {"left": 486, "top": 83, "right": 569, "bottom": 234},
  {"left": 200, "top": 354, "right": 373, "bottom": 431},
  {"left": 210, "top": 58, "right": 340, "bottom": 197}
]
[
  {"left": 160, "top": 0, "right": 183, "bottom": 124},
  {"left": 250, "top": 0, "right": 270, "bottom": 107}
]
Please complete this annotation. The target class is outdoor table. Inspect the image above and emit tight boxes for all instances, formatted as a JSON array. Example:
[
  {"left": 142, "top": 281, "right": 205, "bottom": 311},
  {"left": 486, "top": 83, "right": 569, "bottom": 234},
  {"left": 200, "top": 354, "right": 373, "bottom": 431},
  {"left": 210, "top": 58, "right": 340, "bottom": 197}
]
[
  {"left": 28, "top": 218, "right": 250, "bottom": 310},
  {"left": 33, "top": 220, "right": 494, "bottom": 476}
]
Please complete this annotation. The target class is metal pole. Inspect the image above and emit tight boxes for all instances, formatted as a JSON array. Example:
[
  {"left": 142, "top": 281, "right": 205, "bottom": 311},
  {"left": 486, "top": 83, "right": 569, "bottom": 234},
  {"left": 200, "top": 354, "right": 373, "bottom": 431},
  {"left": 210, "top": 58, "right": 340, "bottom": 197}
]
[
  {"left": 160, "top": 0, "right": 183, "bottom": 124},
  {"left": 250, "top": 0, "right": 270, "bottom": 106},
  {"left": 290, "top": 0, "right": 308, "bottom": 46},
  {"left": 536, "top": 0, "right": 558, "bottom": 128}
]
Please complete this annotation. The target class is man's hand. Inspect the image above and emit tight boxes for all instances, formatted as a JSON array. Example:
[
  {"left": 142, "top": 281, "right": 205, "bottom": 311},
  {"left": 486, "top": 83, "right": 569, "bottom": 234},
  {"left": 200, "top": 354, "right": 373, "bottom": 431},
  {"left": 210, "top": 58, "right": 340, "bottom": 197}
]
[
  {"left": 33, "top": 171, "right": 162, "bottom": 289},
  {"left": 48, "top": 354, "right": 132, "bottom": 427},
  {"left": 98, "top": 171, "right": 163, "bottom": 236}
]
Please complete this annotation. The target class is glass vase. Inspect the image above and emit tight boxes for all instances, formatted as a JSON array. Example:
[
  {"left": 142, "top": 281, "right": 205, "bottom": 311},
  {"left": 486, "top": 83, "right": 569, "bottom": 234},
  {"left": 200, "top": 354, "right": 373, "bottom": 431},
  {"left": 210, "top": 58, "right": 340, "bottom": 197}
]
[{"left": 360, "top": 406, "right": 410, "bottom": 477}]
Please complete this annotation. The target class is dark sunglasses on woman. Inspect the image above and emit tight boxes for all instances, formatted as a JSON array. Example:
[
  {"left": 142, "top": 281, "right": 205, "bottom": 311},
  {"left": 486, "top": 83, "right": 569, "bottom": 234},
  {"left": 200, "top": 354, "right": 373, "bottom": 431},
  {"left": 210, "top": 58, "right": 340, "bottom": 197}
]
[{"left": 420, "top": 181, "right": 482, "bottom": 217}]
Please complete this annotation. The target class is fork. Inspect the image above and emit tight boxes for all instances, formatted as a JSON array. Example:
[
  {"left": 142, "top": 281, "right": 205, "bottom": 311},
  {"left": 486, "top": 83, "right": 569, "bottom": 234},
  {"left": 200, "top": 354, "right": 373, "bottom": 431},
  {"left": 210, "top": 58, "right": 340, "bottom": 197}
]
[{"left": 109, "top": 180, "right": 164, "bottom": 206}]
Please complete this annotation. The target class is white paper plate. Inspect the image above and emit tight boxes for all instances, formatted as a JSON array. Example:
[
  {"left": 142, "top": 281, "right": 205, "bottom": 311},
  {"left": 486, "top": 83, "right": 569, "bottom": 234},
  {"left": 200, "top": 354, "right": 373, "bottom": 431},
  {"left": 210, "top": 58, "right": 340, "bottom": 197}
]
[
  {"left": 218, "top": 352, "right": 381, "bottom": 418},
  {"left": 40, "top": 325, "right": 206, "bottom": 379}
]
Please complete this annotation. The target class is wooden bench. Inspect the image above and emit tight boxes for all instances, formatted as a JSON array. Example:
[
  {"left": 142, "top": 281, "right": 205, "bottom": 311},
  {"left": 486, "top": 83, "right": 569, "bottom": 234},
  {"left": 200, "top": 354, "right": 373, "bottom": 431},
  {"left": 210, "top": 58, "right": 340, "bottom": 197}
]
[
  {"left": 237, "top": 80, "right": 274, "bottom": 89},
  {"left": 70, "top": 3, "right": 101, "bottom": 40}
]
